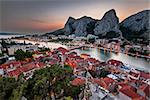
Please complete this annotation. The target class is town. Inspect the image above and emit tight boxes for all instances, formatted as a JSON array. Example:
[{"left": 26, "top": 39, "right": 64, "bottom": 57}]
[
  {"left": 1, "top": 0, "right": 150, "bottom": 99},
  {"left": 0, "top": 36, "right": 149, "bottom": 99}
]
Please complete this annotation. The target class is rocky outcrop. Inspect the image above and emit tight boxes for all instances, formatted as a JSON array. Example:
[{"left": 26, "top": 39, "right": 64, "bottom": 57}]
[
  {"left": 120, "top": 10, "right": 150, "bottom": 40},
  {"left": 46, "top": 9, "right": 149, "bottom": 41},
  {"left": 64, "top": 16, "right": 96, "bottom": 36},
  {"left": 64, "top": 17, "right": 76, "bottom": 35},
  {"left": 72, "top": 16, "right": 96, "bottom": 36},
  {"left": 94, "top": 9, "right": 121, "bottom": 37}
]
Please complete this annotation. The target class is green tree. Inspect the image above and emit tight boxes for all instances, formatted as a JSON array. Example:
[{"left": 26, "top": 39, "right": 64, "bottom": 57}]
[
  {"left": 0, "top": 77, "right": 18, "bottom": 100},
  {"left": 0, "top": 64, "right": 82, "bottom": 99},
  {"left": 99, "top": 69, "right": 110, "bottom": 78},
  {"left": 14, "top": 49, "right": 33, "bottom": 61},
  {"left": 14, "top": 49, "right": 26, "bottom": 61},
  {"left": 39, "top": 48, "right": 50, "bottom": 52}
]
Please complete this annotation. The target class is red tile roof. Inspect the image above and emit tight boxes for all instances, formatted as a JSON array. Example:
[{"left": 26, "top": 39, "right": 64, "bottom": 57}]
[
  {"left": 7, "top": 69, "right": 22, "bottom": 77},
  {"left": 80, "top": 54, "right": 90, "bottom": 59},
  {"left": 56, "top": 47, "right": 68, "bottom": 54},
  {"left": 48, "top": 60, "right": 58, "bottom": 65},
  {"left": 92, "top": 77, "right": 115, "bottom": 89},
  {"left": 107, "top": 59, "right": 123, "bottom": 66},
  {"left": 73, "top": 56, "right": 83, "bottom": 59},
  {"left": 139, "top": 83, "right": 150, "bottom": 97},
  {"left": 93, "top": 78, "right": 107, "bottom": 88},
  {"left": 19, "top": 62, "right": 35, "bottom": 72},
  {"left": 119, "top": 87, "right": 144, "bottom": 100},
  {"left": 8, "top": 62, "right": 36, "bottom": 78},
  {"left": 36, "top": 62, "right": 45, "bottom": 68},
  {"left": 129, "top": 71, "right": 140, "bottom": 78},
  {"left": 117, "top": 82, "right": 129, "bottom": 87},
  {"left": 71, "top": 78, "right": 85, "bottom": 86},
  {"left": 67, "top": 54, "right": 75, "bottom": 58},
  {"left": 140, "top": 72, "right": 150, "bottom": 79},
  {"left": 0, "top": 61, "right": 21, "bottom": 69},
  {"left": 87, "top": 58, "right": 99, "bottom": 63},
  {"left": 65, "top": 59, "right": 78, "bottom": 68},
  {"left": 81, "top": 53, "right": 90, "bottom": 56},
  {"left": 103, "top": 77, "right": 115, "bottom": 85}
]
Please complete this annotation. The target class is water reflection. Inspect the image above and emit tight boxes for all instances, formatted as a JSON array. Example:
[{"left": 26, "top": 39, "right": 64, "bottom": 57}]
[{"left": 74, "top": 48, "right": 149, "bottom": 71}]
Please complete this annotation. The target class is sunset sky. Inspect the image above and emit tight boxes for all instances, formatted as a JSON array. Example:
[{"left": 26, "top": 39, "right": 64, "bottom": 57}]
[{"left": 0, "top": 0, "right": 149, "bottom": 34}]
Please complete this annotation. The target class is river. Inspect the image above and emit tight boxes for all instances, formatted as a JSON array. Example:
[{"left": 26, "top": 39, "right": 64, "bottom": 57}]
[
  {"left": 73, "top": 48, "right": 149, "bottom": 71},
  {"left": 13, "top": 39, "right": 67, "bottom": 50},
  {"left": 13, "top": 39, "right": 149, "bottom": 71}
]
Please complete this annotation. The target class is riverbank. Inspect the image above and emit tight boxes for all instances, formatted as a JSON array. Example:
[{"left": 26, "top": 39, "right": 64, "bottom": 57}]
[
  {"left": 63, "top": 43, "right": 150, "bottom": 60},
  {"left": 12, "top": 39, "right": 67, "bottom": 50},
  {"left": 12, "top": 39, "right": 149, "bottom": 71}
]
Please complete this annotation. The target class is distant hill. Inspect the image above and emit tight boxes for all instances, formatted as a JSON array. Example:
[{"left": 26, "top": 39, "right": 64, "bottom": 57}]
[{"left": 0, "top": 32, "right": 22, "bottom": 35}]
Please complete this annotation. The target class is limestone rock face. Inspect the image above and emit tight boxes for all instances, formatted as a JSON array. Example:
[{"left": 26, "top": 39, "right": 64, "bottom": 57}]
[
  {"left": 64, "top": 16, "right": 96, "bottom": 36},
  {"left": 64, "top": 17, "right": 76, "bottom": 35},
  {"left": 94, "top": 9, "right": 121, "bottom": 36},
  {"left": 46, "top": 9, "right": 149, "bottom": 40},
  {"left": 120, "top": 10, "right": 150, "bottom": 40},
  {"left": 72, "top": 16, "right": 96, "bottom": 36}
]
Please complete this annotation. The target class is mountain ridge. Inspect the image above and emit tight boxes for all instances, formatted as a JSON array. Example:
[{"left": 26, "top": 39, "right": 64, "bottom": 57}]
[{"left": 45, "top": 9, "right": 150, "bottom": 41}]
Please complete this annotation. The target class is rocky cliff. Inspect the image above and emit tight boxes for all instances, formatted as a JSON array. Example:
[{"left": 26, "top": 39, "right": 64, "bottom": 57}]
[
  {"left": 46, "top": 9, "right": 149, "bottom": 40},
  {"left": 94, "top": 9, "right": 121, "bottom": 38},
  {"left": 64, "top": 16, "right": 96, "bottom": 36},
  {"left": 120, "top": 10, "right": 150, "bottom": 40},
  {"left": 64, "top": 17, "right": 76, "bottom": 35}
]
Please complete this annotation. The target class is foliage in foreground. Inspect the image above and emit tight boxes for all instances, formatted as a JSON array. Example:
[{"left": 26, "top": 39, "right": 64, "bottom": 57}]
[{"left": 0, "top": 64, "right": 82, "bottom": 100}]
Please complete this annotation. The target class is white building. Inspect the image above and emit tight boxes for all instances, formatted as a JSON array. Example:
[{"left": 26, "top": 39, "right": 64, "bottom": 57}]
[
  {"left": 7, "top": 44, "right": 38, "bottom": 55},
  {"left": 0, "top": 44, "right": 2, "bottom": 53},
  {"left": 0, "top": 69, "right": 4, "bottom": 76}
]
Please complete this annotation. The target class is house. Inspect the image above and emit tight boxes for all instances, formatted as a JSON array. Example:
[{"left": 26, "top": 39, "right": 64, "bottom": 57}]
[
  {"left": 46, "top": 58, "right": 59, "bottom": 65},
  {"left": 66, "top": 55, "right": 88, "bottom": 69},
  {"left": 19, "top": 62, "right": 36, "bottom": 80},
  {"left": 107, "top": 74, "right": 118, "bottom": 80},
  {"left": 0, "top": 69, "right": 4, "bottom": 76},
  {"left": 93, "top": 77, "right": 116, "bottom": 91},
  {"left": 107, "top": 59, "right": 123, "bottom": 67},
  {"left": 56, "top": 47, "right": 69, "bottom": 55},
  {"left": 117, "top": 82, "right": 129, "bottom": 90},
  {"left": 65, "top": 58, "right": 78, "bottom": 68},
  {"left": 7, "top": 44, "right": 38, "bottom": 55},
  {"left": 33, "top": 51, "right": 44, "bottom": 58},
  {"left": 118, "top": 85, "right": 145, "bottom": 100},
  {"left": 7, "top": 62, "right": 37, "bottom": 79},
  {"left": 86, "top": 58, "right": 101, "bottom": 66},
  {"left": 140, "top": 72, "right": 150, "bottom": 85},
  {"left": 7, "top": 68, "right": 22, "bottom": 79},
  {"left": 0, "top": 44, "right": 2, "bottom": 53},
  {"left": 1, "top": 61, "right": 21, "bottom": 72},
  {"left": 80, "top": 53, "right": 90, "bottom": 59},
  {"left": 128, "top": 71, "right": 140, "bottom": 80},
  {"left": 71, "top": 78, "right": 85, "bottom": 86},
  {"left": 137, "top": 83, "right": 150, "bottom": 99},
  {"left": 35, "top": 62, "right": 46, "bottom": 69},
  {"left": 73, "top": 67, "right": 86, "bottom": 76},
  {"left": 119, "top": 65, "right": 131, "bottom": 73}
]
